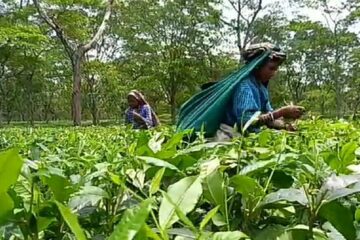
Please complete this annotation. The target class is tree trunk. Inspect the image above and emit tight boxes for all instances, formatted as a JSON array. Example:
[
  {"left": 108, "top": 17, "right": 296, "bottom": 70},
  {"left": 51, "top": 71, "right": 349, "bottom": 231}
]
[
  {"left": 34, "top": 0, "right": 114, "bottom": 126},
  {"left": 169, "top": 73, "right": 177, "bottom": 124},
  {"left": 87, "top": 74, "right": 98, "bottom": 125},
  {"left": 44, "top": 92, "right": 52, "bottom": 123},
  {"left": 72, "top": 52, "right": 83, "bottom": 126},
  {"left": 5, "top": 108, "right": 11, "bottom": 124},
  {"left": 27, "top": 71, "right": 35, "bottom": 126},
  {"left": 91, "top": 95, "right": 98, "bottom": 125},
  {"left": 91, "top": 111, "right": 98, "bottom": 125},
  {"left": 170, "top": 94, "right": 176, "bottom": 124},
  {"left": 320, "top": 100, "right": 325, "bottom": 116},
  {"left": 353, "top": 98, "right": 360, "bottom": 119},
  {"left": 335, "top": 87, "right": 342, "bottom": 119},
  {"left": 44, "top": 102, "right": 52, "bottom": 124},
  {"left": 29, "top": 105, "right": 34, "bottom": 126}
]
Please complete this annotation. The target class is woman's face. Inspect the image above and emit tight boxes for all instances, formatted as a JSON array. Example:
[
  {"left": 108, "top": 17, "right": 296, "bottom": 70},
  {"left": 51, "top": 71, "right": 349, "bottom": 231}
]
[
  {"left": 128, "top": 95, "right": 139, "bottom": 108},
  {"left": 256, "top": 60, "right": 280, "bottom": 84}
]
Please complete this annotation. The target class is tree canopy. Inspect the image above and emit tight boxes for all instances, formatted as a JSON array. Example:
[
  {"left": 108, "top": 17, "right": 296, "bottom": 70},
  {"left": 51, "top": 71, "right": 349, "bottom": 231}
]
[{"left": 0, "top": 0, "right": 359, "bottom": 125}]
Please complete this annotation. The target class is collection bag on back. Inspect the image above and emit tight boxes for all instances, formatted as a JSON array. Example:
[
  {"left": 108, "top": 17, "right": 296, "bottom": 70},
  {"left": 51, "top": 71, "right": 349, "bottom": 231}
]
[{"left": 176, "top": 50, "right": 271, "bottom": 138}]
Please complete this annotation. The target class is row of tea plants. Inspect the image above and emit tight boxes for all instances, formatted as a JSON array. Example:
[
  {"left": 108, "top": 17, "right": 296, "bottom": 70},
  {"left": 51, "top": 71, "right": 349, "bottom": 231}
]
[{"left": 1, "top": 119, "right": 360, "bottom": 239}]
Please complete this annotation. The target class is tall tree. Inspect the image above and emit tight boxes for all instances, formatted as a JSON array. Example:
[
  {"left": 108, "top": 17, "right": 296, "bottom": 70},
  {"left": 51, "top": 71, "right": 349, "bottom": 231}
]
[
  {"left": 33, "top": 0, "right": 114, "bottom": 125},
  {"left": 0, "top": 0, "right": 52, "bottom": 123},
  {"left": 117, "top": 0, "right": 222, "bottom": 122},
  {"left": 221, "top": 0, "right": 265, "bottom": 62},
  {"left": 290, "top": 0, "right": 359, "bottom": 117}
]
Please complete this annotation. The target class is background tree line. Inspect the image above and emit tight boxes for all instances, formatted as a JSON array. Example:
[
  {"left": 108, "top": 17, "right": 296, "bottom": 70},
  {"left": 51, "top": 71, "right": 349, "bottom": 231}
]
[{"left": 0, "top": 0, "right": 359, "bottom": 125}]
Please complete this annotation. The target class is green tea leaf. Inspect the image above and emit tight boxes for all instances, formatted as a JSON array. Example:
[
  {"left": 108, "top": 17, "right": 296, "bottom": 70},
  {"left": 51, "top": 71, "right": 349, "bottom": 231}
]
[
  {"left": 200, "top": 206, "right": 220, "bottom": 231},
  {"left": 277, "top": 225, "right": 327, "bottom": 240},
  {"left": 340, "top": 142, "right": 357, "bottom": 164},
  {"left": 137, "top": 156, "right": 179, "bottom": 171},
  {"left": 355, "top": 208, "right": 360, "bottom": 222},
  {"left": 318, "top": 174, "right": 360, "bottom": 203},
  {"left": 150, "top": 168, "right": 165, "bottom": 195},
  {"left": 162, "top": 191, "right": 196, "bottom": 231},
  {"left": 253, "top": 225, "right": 286, "bottom": 240},
  {"left": 322, "top": 222, "right": 347, "bottom": 240},
  {"left": 0, "top": 149, "right": 23, "bottom": 193},
  {"left": 321, "top": 174, "right": 360, "bottom": 190},
  {"left": 142, "top": 224, "right": 162, "bottom": 240},
  {"left": 271, "top": 171, "right": 294, "bottom": 189},
  {"left": 45, "top": 174, "right": 74, "bottom": 203},
  {"left": 162, "top": 132, "right": 185, "bottom": 151},
  {"left": 251, "top": 147, "right": 271, "bottom": 155},
  {"left": 318, "top": 201, "right": 355, "bottom": 240},
  {"left": 37, "top": 217, "right": 56, "bottom": 232},
  {"left": 0, "top": 192, "right": 14, "bottom": 223},
  {"left": 148, "top": 133, "right": 164, "bottom": 153},
  {"left": 109, "top": 172, "right": 122, "bottom": 185},
  {"left": 239, "top": 159, "right": 276, "bottom": 176},
  {"left": 177, "top": 142, "right": 230, "bottom": 155},
  {"left": 258, "top": 130, "right": 271, "bottom": 147},
  {"left": 260, "top": 188, "right": 308, "bottom": 207},
  {"left": 326, "top": 188, "right": 360, "bottom": 203},
  {"left": 230, "top": 175, "right": 263, "bottom": 198},
  {"left": 212, "top": 231, "right": 249, "bottom": 240},
  {"left": 200, "top": 159, "right": 220, "bottom": 177},
  {"left": 134, "top": 224, "right": 162, "bottom": 240},
  {"left": 242, "top": 111, "right": 261, "bottom": 133},
  {"left": 109, "top": 199, "right": 153, "bottom": 240},
  {"left": 159, "top": 176, "right": 202, "bottom": 229},
  {"left": 69, "top": 186, "right": 109, "bottom": 210},
  {"left": 126, "top": 169, "right": 145, "bottom": 189},
  {"left": 203, "top": 171, "right": 226, "bottom": 216},
  {"left": 163, "top": 228, "right": 195, "bottom": 238},
  {"left": 212, "top": 213, "right": 227, "bottom": 227},
  {"left": 55, "top": 201, "right": 86, "bottom": 240}
]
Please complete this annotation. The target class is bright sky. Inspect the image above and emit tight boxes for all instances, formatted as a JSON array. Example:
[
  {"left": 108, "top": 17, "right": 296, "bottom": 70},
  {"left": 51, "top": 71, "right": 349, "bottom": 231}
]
[
  {"left": 221, "top": 0, "right": 359, "bottom": 55},
  {"left": 223, "top": 0, "right": 353, "bottom": 26}
]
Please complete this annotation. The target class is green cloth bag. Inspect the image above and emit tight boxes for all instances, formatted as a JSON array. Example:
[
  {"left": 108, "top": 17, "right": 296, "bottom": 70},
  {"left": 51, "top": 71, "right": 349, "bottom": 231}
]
[{"left": 176, "top": 50, "right": 271, "bottom": 137}]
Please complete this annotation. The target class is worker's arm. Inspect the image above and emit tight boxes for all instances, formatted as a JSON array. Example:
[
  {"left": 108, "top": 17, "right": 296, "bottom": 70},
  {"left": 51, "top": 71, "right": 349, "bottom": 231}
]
[{"left": 133, "top": 105, "right": 153, "bottom": 128}]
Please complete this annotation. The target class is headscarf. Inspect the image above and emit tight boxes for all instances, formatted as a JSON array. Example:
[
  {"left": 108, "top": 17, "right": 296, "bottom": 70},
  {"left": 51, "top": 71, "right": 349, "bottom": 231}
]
[
  {"left": 199, "top": 43, "right": 286, "bottom": 90},
  {"left": 242, "top": 42, "right": 286, "bottom": 64},
  {"left": 127, "top": 90, "right": 161, "bottom": 127}
]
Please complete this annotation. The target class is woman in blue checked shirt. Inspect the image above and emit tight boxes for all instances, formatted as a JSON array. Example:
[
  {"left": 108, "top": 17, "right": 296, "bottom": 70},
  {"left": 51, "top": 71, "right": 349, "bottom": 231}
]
[
  {"left": 125, "top": 90, "right": 160, "bottom": 129},
  {"left": 214, "top": 43, "right": 305, "bottom": 140}
]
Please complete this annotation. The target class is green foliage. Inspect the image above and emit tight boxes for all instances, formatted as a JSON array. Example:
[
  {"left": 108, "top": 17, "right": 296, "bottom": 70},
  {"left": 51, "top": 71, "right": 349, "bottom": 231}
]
[
  {"left": 116, "top": 0, "right": 222, "bottom": 121},
  {"left": 159, "top": 176, "right": 203, "bottom": 229},
  {"left": 0, "top": 149, "right": 23, "bottom": 193},
  {"left": 212, "top": 231, "right": 249, "bottom": 240},
  {"left": 0, "top": 0, "right": 359, "bottom": 123},
  {"left": 0, "top": 120, "right": 360, "bottom": 238},
  {"left": 55, "top": 201, "right": 87, "bottom": 240},
  {"left": 318, "top": 201, "right": 355, "bottom": 240},
  {"left": 203, "top": 170, "right": 227, "bottom": 217},
  {"left": 0, "top": 193, "right": 14, "bottom": 224},
  {"left": 1, "top": 0, "right": 360, "bottom": 237},
  {"left": 109, "top": 198, "right": 153, "bottom": 240}
]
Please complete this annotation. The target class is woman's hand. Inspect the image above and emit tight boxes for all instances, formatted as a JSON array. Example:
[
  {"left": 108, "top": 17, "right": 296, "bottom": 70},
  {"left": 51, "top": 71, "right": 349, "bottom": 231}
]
[
  {"left": 274, "top": 106, "right": 305, "bottom": 119},
  {"left": 133, "top": 111, "right": 144, "bottom": 122},
  {"left": 266, "top": 119, "right": 297, "bottom": 132}
]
